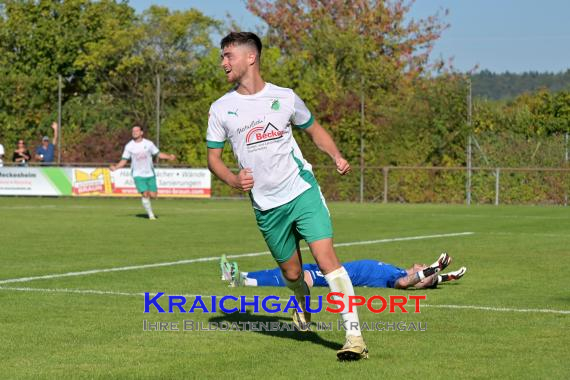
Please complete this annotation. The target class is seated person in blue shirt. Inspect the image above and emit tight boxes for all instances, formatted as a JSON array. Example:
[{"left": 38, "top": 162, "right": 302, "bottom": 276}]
[
  {"left": 35, "top": 122, "right": 58, "bottom": 164},
  {"left": 220, "top": 252, "right": 466, "bottom": 289}
]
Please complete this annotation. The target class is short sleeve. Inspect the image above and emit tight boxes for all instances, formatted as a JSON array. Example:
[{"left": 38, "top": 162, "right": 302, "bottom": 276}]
[
  {"left": 291, "top": 92, "right": 314, "bottom": 129},
  {"left": 121, "top": 145, "right": 131, "bottom": 160},
  {"left": 206, "top": 105, "right": 226, "bottom": 149},
  {"left": 149, "top": 142, "right": 160, "bottom": 156}
]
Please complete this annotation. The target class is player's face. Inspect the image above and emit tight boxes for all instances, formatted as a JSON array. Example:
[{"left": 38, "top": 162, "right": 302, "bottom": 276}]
[
  {"left": 220, "top": 44, "right": 251, "bottom": 83},
  {"left": 132, "top": 127, "right": 143, "bottom": 141}
]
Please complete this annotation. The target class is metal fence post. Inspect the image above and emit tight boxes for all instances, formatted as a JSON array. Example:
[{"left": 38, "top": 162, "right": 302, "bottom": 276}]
[
  {"left": 466, "top": 134, "right": 472, "bottom": 205},
  {"left": 359, "top": 77, "right": 365, "bottom": 203},
  {"left": 383, "top": 167, "right": 389, "bottom": 204},
  {"left": 564, "top": 132, "right": 568, "bottom": 206},
  {"left": 359, "top": 162, "right": 364, "bottom": 203},
  {"left": 156, "top": 74, "right": 161, "bottom": 152},
  {"left": 495, "top": 167, "right": 500, "bottom": 206},
  {"left": 57, "top": 74, "right": 62, "bottom": 165},
  {"left": 466, "top": 77, "right": 472, "bottom": 206}
]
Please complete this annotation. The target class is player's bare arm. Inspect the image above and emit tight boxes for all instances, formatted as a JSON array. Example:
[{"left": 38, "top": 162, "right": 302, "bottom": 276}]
[
  {"left": 394, "top": 272, "right": 420, "bottom": 289},
  {"left": 394, "top": 271, "right": 437, "bottom": 289},
  {"left": 396, "top": 253, "right": 453, "bottom": 289},
  {"left": 207, "top": 148, "right": 254, "bottom": 192},
  {"left": 51, "top": 121, "right": 58, "bottom": 145},
  {"left": 110, "top": 159, "right": 128, "bottom": 172},
  {"left": 303, "top": 121, "right": 351, "bottom": 175},
  {"left": 157, "top": 152, "right": 176, "bottom": 161}
]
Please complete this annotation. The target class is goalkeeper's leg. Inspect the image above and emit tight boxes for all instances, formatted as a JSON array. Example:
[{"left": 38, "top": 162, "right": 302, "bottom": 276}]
[{"left": 232, "top": 265, "right": 288, "bottom": 287}]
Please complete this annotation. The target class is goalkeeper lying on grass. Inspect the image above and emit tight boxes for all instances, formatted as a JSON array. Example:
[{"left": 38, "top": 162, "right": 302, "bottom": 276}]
[{"left": 220, "top": 253, "right": 466, "bottom": 290}]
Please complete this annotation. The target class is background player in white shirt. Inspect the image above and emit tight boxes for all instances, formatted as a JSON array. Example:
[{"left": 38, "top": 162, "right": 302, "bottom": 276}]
[
  {"left": 110, "top": 125, "right": 176, "bottom": 220},
  {"left": 207, "top": 32, "right": 367, "bottom": 360}
]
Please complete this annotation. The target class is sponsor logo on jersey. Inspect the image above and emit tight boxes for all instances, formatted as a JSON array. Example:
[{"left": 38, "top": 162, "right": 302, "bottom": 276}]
[
  {"left": 245, "top": 123, "right": 284, "bottom": 146},
  {"left": 237, "top": 118, "right": 265, "bottom": 135}
]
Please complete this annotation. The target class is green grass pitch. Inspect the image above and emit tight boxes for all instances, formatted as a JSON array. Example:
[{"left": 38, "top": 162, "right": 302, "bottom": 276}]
[{"left": 0, "top": 197, "right": 568, "bottom": 379}]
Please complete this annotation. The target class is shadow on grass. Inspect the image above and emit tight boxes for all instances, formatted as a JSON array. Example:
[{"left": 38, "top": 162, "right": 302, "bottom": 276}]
[
  {"left": 208, "top": 310, "right": 342, "bottom": 351},
  {"left": 439, "top": 282, "right": 461, "bottom": 287},
  {"left": 135, "top": 213, "right": 158, "bottom": 219}
]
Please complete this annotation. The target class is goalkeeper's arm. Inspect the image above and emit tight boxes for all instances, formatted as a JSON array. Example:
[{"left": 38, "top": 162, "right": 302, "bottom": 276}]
[{"left": 394, "top": 267, "right": 439, "bottom": 289}]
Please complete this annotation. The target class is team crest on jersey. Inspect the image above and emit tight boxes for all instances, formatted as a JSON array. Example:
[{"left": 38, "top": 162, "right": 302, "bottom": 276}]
[
  {"left": 271, "top": 99, "right": 280, "bottom": 110},
  {"left": 246, "top": 122, "right": 284, "bottom": 146}
]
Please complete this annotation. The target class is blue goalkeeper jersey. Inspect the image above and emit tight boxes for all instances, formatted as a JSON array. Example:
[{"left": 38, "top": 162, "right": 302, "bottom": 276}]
[{"left": 305, "top": 260, "right": 408, "bottom": 289}]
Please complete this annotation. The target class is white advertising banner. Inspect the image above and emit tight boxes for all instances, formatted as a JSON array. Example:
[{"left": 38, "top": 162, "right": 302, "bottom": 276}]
[
  {"left": 0, "top": 167, "right": 210, "bottom": 198},
  {"left": 71, "top": 167, "right": 211, "bottom": 198},
  {"left": 0, "top": 167, "right": 72, "bottom": 196}
]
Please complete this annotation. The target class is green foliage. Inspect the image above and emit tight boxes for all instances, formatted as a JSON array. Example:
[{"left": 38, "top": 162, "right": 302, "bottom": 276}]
[
  {"left": 0, "top": 0, "right": 136, "bottom": 149},
  {"left": 0, "top": 1, "right": 568, "bottom": 203},
  {"left": 75, "top": 4, "right": 223, "bottom": 154}
]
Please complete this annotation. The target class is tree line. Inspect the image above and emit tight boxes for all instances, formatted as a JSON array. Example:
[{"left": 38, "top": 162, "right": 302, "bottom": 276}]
[
  {"left": 472, "top": 69, "right": 570, "bottom": 100},
  {"left": 1, "top": 0, "right": 568, "bottom": 197}
]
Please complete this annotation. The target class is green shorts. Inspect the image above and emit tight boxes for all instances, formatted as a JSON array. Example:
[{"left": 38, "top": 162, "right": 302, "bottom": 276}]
[
  {"left": 134, "top": 176, "right": 158, "bottom": 193},
  {"left": 254, "top": 173, "right": 333, "bottom": 263}
]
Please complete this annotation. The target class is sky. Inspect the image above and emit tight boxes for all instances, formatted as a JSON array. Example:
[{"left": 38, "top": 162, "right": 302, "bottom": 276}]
[{"left": 128, "top": 0, "right": 570, "bottom": 74}]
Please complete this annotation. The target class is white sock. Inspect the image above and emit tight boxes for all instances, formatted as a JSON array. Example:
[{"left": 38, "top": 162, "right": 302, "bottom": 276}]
[
  {"left": 241, "top": 272, "right": 257, "bottom": 286},
  {"left": 325, "top": 266, "right": 362, "bottom": 337},
  {"left": 284, "top": 274, "right": 310, "bottom": 312},
  {"left": 141, "top": 197, "right": 154, "bottom": 218}
]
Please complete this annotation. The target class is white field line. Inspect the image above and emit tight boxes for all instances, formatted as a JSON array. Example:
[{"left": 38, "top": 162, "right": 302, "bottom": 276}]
[
  {"left": 0, "top": 205, "right": 240, "bottom": 212},
  {"left": 485, "top": 232, "right": 570, "bottom": 238},
  {"left": 1, "top": 286, "right": 568, "bottom": 315},
  {"left": 0, "top": 232, "right": 474, "bottom": 285},
  {"left": 421, "top": 304, "right": 570, "bottom": 315}
]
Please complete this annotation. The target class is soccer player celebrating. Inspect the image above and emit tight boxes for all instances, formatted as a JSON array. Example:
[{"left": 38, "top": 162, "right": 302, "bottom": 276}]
[
  {"left": 110, "top": 125, "right": 176, "bottom": 220},
  {"left": 221, "top": 252, "right": 467, "bottom": 289},
  {"left": 207, "top": 32, "right": 367, "bottom": 360}
]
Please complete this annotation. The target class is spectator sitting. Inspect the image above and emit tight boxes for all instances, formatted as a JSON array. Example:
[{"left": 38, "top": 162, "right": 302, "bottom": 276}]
[
  {"left": 35, "top": 122, "right": 58, "bottom": 165},
  {"left": 13, "top": 140, "right": 32, "bottom": 166}
]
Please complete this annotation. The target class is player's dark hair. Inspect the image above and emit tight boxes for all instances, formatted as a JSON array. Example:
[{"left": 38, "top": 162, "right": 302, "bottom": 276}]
[
  {"left": 220, "top": 32, "right": 262, "bottom": 60},
  {"left": 133, "top": 124, "right": 144, "bottom": 131}
]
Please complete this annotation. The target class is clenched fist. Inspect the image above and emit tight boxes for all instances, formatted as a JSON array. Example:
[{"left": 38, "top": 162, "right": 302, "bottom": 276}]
[
  {"left": 335, "top": 157, "right": 351, "bottom": 175},
  {"left": 234, "top": 168, "right": 254, "bottom": 192}
]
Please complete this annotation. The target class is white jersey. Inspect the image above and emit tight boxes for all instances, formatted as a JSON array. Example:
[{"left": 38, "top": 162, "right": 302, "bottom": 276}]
[
  {"left": 0, "top": 143, "right": 4, "bottom": 167},
  {"left": 121, "top": 138, "right": 159, "bottom": 178},
  {"left": 207, "top": 83, "right": 315, "bottom": 211}
]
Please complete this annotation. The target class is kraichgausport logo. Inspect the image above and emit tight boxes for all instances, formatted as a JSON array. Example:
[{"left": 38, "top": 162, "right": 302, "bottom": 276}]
[
  {"left": 245, "top": 123, "right": 284, "bottom": 146},
  {"left": 144, "top": 293, "right": 426, "bottom": 314}
]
